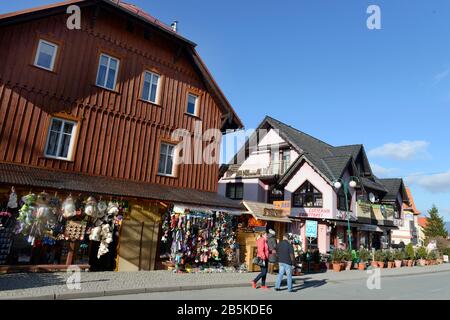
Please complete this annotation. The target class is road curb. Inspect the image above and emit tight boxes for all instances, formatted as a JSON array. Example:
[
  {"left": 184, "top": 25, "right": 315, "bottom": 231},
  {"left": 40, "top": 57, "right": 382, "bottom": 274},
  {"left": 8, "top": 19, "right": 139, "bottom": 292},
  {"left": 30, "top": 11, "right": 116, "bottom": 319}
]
[{"left": 2, "top": 267, "right": 449, "bottom": 300}]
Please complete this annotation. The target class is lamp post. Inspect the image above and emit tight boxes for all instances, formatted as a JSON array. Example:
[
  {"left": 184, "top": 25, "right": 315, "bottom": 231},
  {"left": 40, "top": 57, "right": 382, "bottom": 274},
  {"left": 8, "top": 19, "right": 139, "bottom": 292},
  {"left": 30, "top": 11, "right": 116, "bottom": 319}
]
[{"left": 332, "top": 176, "right": 360, "bottom": 252}]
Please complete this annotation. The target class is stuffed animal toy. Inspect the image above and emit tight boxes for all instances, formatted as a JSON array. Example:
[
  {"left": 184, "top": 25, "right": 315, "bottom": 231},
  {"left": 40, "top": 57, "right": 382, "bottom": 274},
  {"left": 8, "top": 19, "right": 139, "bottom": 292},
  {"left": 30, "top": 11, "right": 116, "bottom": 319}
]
[
  {"left": 97, "top": 201, "right": 108, "bottom": 218},
  {"left": 7, "top": 187, "right": 18, "bottom": 209},
  {"left": 97, "top": 224, "right": 113, "bottom": 258},
  {"left": 84, "top": 196, "right": 98, "bottom": 218},
  {"left": 62, "top": 195, "right": 76, "bottom": 219},
  {"left": 89, "top": 226, "right": 101, "bottom": 241}
]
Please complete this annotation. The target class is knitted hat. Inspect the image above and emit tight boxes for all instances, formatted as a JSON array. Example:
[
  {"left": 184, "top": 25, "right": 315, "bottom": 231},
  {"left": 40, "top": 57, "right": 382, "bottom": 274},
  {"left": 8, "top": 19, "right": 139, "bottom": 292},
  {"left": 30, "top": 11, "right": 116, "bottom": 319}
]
[{"left": 268, "top": 229, "right": 276, "bottom": 235}]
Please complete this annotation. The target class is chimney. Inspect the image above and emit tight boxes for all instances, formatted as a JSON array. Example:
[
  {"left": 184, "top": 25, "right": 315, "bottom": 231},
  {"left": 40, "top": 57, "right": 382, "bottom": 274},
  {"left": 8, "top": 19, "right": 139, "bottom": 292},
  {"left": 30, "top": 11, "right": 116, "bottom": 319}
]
[{"left": 171, "top": 21, "right": 178, "bottom": 32}]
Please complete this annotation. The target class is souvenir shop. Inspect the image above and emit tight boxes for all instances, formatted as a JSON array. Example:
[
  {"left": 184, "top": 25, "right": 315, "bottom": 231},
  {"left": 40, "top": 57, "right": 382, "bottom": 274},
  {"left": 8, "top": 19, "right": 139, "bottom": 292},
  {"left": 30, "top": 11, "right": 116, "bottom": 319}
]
[
  {"left": 236, "top": 201, "right": 292, "bottom": 272},
  {"left": 158, "top": 203, "right": 241, "bottom": 273},
  {"left": 0, "top": 185, "right": 126, "bottom": 272}
]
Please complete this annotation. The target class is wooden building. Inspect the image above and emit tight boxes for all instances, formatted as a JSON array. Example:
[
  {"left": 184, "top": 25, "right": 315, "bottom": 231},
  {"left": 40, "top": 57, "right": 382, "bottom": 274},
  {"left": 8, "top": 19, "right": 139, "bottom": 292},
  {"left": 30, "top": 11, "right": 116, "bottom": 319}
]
[{"left": 0, "top": 0, "right": 243, "bottom": 272}]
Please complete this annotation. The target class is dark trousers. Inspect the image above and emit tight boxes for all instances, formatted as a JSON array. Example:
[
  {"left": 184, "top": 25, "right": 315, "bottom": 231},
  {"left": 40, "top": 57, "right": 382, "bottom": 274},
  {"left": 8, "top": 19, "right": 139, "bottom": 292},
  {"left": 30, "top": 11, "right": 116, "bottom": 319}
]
[{"left": 253, "top": 260, "right": 268, "bottom": 286}]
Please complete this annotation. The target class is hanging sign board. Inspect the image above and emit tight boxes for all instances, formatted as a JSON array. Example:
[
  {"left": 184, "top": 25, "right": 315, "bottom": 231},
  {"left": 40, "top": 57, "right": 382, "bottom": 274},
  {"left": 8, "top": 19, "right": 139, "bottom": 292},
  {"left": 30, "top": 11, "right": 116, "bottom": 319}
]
[
  {"left": 273, "top": 201, "right": 291, "bottom": 216},
  {"left": 305, "top": 220, "right": 318, "bottom": 238}
]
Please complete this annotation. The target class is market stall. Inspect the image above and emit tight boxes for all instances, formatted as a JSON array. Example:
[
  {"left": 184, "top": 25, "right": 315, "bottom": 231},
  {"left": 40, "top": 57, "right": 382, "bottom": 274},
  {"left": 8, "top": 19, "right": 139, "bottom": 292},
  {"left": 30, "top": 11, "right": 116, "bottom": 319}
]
[
  {"left": 0, "top": 186, "right": 126, "bottom": 272},
  {"left": 238, "top": 201, "right": 292, "bottom": 272},
  {"left": 158, "top": 203, "right": 242, "bottom": 273}
]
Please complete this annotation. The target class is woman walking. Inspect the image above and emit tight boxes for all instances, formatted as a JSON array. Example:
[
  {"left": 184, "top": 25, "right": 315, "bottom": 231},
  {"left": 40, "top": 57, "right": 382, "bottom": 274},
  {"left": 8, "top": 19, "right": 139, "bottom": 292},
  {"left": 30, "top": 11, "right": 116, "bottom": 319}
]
[{"left": 252, "top": 232, "right": 269, "bottom": 290}]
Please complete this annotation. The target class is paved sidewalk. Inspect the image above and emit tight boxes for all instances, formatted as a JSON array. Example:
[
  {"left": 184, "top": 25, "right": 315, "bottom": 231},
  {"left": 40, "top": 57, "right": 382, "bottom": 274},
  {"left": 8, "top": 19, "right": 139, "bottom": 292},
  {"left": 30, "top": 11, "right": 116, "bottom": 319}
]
[{"left": 1, "top": 264, "right": 449, "bottom": 300}]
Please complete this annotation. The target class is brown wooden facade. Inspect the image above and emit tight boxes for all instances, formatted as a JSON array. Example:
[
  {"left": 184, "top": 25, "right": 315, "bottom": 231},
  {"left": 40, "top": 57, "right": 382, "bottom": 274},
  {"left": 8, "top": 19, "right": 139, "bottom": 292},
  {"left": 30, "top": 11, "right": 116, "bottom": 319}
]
[{"left": 0, "top": 1, "right": 242, "bottom": 193}]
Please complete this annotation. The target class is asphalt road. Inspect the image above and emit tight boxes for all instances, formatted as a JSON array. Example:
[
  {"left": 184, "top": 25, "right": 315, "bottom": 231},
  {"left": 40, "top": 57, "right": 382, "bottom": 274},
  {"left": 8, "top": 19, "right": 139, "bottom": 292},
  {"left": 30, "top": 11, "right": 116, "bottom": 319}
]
[{"left": 84, "top": 269, "right": 450, "bottom": 300}]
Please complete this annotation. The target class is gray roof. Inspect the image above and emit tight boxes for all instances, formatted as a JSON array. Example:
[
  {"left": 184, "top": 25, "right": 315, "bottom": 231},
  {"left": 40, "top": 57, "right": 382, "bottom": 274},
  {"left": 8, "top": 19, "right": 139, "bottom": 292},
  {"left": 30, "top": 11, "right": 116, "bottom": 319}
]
[
  {"left": 378, "top": 178, "right": 408, "bottom": 202},
  {"left": 263, "top": 116, "right": 359, "bottom": 183}
]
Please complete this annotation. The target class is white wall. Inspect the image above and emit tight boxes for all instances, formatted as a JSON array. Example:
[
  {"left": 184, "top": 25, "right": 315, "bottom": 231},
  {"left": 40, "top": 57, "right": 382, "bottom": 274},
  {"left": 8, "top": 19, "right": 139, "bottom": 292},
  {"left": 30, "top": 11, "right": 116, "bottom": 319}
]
[
  {"left": 218, "top": 178, "right": 267, "bottom": 202},
  {"left": 284, "top": 162, "right": 357, "bottom": 221}
]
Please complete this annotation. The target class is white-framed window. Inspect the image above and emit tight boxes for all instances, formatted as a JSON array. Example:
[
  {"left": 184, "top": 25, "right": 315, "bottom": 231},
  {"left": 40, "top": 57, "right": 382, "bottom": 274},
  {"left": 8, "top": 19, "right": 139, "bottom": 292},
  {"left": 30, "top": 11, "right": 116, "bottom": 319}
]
[
  {"left": 96, "top": 53, "right": 119, "bottom": 90},
  {"left": 186, "top": 93, "right": 198, "bottom": 116},
  {"left": 34, "top": 39, "right": 58, "bottom": 71},
  {"left": 142, "top": 71, "right": 160, "bottom": 103},
  {"left": 45, "top": 118, "right": 77, "bottom": 160},
  {"left": 158, "top": 143, "right": 175, "bottom": 176}
]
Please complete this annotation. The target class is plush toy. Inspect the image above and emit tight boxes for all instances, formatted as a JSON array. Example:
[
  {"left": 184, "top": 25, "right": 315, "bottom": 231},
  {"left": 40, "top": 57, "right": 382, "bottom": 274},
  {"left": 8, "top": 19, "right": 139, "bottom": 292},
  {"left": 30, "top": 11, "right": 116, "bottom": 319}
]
[
  {"left": 97, "top": 201, "right": 108, "bottom": 218},
  {"left": 84, "top": 196, "right": 98, "bottom": 218},
  {"left": 62, "top": 195, "right": 76, "bottom": 219},
  {"left": 97, "top": 224, "right": 113, "bottom": 258},
  {"left": 7, "top": 187, "right": 18, "bottom": 209},
  {"left": 89, "top": 226, "right": 101, "bottom": 241}
]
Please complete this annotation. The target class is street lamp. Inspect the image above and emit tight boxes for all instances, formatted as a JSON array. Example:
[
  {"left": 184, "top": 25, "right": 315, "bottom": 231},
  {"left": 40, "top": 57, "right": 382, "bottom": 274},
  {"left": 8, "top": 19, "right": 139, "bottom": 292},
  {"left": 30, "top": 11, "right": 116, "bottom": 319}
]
[{"left": 332, "top": 176, "right": 360, "bottom": 252}]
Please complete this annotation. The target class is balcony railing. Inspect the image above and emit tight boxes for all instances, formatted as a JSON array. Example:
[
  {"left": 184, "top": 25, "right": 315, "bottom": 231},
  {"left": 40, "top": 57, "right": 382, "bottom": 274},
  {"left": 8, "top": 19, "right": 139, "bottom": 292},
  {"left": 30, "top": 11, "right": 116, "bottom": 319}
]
[{"left": 225, "top": 161, "right": 290, "bottom": 178}]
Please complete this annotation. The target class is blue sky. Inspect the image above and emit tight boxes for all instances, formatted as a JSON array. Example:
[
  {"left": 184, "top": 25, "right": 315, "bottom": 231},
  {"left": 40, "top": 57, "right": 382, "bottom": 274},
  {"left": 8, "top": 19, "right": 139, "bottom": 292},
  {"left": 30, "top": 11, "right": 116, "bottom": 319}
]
[{"left": 2, "top": 1, "right": 450, "bottom": 220}]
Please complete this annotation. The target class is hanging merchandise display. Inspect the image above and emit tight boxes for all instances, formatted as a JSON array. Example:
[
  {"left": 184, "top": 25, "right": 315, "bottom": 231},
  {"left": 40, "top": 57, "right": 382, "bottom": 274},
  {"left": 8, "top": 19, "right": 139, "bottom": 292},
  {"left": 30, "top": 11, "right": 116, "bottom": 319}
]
[
  {"left": 160, "top": 206, "right": 239, "bottom": 273},
  {"left": 0, "top": 186, "right": 126, "bottom": 269}
]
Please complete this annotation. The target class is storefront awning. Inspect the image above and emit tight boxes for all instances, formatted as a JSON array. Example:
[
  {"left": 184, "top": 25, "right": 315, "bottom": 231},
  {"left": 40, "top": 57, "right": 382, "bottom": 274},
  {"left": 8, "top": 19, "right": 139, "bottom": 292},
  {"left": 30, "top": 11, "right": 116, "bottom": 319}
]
[
  {"left": 0, "top": 162, "right": 243, "bottom": 210},
  {"left": 335, "top": 221, "right": 383, "bottom": 232},
  {"left": 172, "top": 203, "right": 242, "bottom": 216},
  {"left": 241, "top": 200, "right": 292, "bottom": 223}
]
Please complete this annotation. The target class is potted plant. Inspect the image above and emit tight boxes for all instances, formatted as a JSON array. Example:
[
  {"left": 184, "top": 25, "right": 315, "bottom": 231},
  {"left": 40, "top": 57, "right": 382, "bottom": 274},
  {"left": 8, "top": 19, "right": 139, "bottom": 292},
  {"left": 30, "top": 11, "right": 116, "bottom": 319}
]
[
  {"left": 394, "top": 249, "right": 404, "bottom": 268},
  {"left": 331, "top": 248, "right": 344, "bottom": 272},
  {"left": 417, "top": 246, "right": 427, "bottom": 266},
  {"left": 405, "top": 243, "right": 415, "bottom": 267},
  {"left": 343, "top": 250, "right": 353, "bottom": 270},
  {"left": 374, "top": 250, "right": 385, "bottom": 268},
  {"left": 427, "top": 250, "right": 438, "bottom": 265},
  {"left": 358, "top": 248, "right": 370, "bottom": 270},
  {"left": 385, "top": 250, "right": 394, "bottom": 268},
  {"left": 312, "top": 249, "right": 321, "bottom": 272}
]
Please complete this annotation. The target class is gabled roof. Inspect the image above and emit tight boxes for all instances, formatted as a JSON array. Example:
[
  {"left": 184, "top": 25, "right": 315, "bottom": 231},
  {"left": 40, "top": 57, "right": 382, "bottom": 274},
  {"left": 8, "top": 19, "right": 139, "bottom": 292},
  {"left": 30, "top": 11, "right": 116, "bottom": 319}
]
[
  {"left": 403, "top": 187, "right": 421, "bottom": 214},
  {"left": 0, "top": 0, "right": 243, "bottom": 131},
  {"left": 379, "top": 178, "right": 409, "bottom": 203}
]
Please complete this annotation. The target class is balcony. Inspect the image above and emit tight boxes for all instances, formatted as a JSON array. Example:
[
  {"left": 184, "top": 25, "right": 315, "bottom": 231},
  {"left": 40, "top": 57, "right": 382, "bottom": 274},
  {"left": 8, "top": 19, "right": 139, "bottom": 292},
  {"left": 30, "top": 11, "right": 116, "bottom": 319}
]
[{"left": 224, "top": 161, "right": 290, "bottom": 178}]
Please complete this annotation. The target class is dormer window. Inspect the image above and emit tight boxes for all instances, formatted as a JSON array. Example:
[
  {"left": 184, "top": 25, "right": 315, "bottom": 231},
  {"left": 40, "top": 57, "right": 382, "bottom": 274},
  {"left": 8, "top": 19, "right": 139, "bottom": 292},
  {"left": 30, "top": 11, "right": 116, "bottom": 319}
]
[{"left": 292, "top": 181, "right": 323, "bottom": 208}]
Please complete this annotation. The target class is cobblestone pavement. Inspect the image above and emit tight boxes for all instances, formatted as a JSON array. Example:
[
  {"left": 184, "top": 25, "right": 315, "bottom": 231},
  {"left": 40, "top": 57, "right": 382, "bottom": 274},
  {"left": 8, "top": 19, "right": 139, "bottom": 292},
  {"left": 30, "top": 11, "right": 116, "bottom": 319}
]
[{"left": 1, "top": 264, "right": 449, "bottom": 300}]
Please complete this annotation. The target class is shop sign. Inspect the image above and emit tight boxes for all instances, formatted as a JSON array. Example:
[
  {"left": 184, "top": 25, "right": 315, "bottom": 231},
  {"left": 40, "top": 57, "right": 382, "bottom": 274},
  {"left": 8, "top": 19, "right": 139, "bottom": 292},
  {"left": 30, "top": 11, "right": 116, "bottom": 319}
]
[
  {"left": 273, "top": 201, "right": 291, "bottom": 216},
  {"left": 297, "top": 208, "right": 331, "bottom": 219},
  {"left": 305, "top": 220, "right": 318, "bottom": 238},
  {"left": 263, "top": 208, "right": 284, "bottom": 217}
]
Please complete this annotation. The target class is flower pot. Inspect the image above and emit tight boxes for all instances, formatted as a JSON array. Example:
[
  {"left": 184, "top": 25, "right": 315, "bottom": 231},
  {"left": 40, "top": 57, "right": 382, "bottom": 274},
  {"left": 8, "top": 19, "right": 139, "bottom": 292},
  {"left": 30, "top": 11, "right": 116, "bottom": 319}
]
[
  {"left": 345, "top": 261, "right": 352, "bottom": 270},
  {"left": 407, "top": 260, "right": 413, "bottom": 267},
  {"left": 358, "top": 262, "right": 366, "bottom": 270},
  {"left": 371, "top": 261, "right": 378, "bottom": 268},
  {"left": 437, "top": 258, "right": 443, "bottom": 264},
  {"left": 387, "top": 261, "right": 394, "bottom": 268},
  {"left": 377, "top": 261, "right": 385, "bottom": 268},
  {"left": 418, "top": 259, "right": 426, "bottom": 267},
  {"left": 394, "top": 260, "right": 402, "bottom": 268},
  {"left": 313, "top": 263, "right": 320, "bottom": 272},
  {"left": 332, "top": 263, "right": 342, "bottom": 272}
]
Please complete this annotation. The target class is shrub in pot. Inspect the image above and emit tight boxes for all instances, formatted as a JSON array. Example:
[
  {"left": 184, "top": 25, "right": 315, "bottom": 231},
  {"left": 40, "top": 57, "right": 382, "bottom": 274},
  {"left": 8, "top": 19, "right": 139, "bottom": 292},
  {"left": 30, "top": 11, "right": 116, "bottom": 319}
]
[
  {"left": 416, "top": 246, "right": 427, "bottom": 266},
  {"left": 358, "top": 248, "right": 370, "bottom": 270},
  {"left": 312, "top": 249, "right": 321, "bottom": 271},
  {"left": 385, "top": 250, "right": 394, "bottom": 268},
  {"left": 405, "top": 243, "right": 415, "bottom": 267},
  {"left": 374, "top": 250, "right": 385, "bottom": 268},
  {"left": 343, "top": 250, "right": 353, "bottom": 270},
  {"left": 331, "top": 249, "right": 344, "bottom": 272},
  {"left": 427, "top": 250, "right": 439, "bottom": 265},
  {"left": 394, "top": 249, "right": 404, "bottom": 268}
]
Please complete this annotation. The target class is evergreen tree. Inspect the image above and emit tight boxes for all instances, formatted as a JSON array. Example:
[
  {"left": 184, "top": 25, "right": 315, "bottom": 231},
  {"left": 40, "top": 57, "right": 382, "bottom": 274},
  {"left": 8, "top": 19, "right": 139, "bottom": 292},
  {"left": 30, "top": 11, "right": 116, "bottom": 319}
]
[{"left": 423, "top": 205, "right": 448, "bottom": 238}]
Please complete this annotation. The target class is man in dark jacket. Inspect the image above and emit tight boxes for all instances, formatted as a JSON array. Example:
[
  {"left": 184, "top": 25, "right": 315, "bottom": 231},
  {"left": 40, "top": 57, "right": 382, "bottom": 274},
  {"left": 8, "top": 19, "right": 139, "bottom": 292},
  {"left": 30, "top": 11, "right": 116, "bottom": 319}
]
[
  {"left": 274, "top": 233, "right": 295, "bottom": 292},
  {"left": 267, "top": 229, "right": 277, "bottom": 274}
]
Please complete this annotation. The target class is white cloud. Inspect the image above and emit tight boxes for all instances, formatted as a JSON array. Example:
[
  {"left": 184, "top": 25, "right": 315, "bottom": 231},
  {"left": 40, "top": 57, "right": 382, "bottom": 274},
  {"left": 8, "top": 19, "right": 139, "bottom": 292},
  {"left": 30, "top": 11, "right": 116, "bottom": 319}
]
[
  {"left": 370, "top": 163, "right": 397, "bottom": 178},
  {"left": 368, "top": 140, "right": 430, "bottom": 161},
  {"left": 405, "top": 170, "right": 450, "bottom": 193},
  {"left": 434, "top": 68, "right": 450, "bottom": 83}
]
